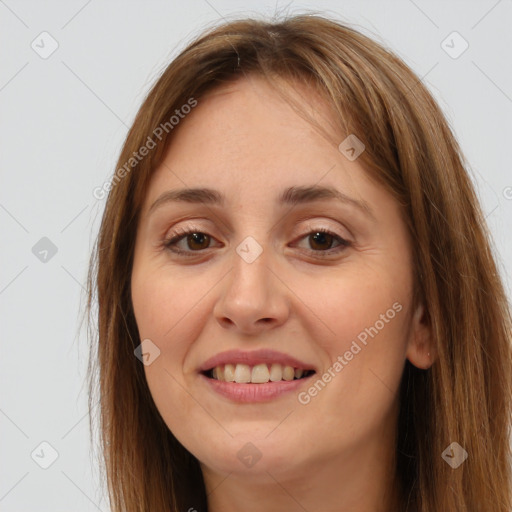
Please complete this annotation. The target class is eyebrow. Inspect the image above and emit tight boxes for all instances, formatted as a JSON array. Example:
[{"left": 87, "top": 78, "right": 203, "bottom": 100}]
[{"left": 147, "top": 185, "right": 376, "bottom": 221}]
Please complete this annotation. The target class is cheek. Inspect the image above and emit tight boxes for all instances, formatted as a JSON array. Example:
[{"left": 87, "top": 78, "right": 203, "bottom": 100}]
[
  {"left": 131, "top": 270, "right": 207, "bottom": 426},
  {"left": 131, "top": 268, "right": 206, "bottom": 353},
  {"left": 131, "top": 268, "right": 217, "bottom": 413},
  {"left": 298, "top": 266, "right": 409, "bottom": 401},
  {"left": 303, "top": 266, "right": 408, "bottom": 353}
]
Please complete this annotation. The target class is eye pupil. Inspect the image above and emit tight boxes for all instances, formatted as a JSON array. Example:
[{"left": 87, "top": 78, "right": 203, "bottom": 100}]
[
  {"left": 166, "top": 228, "right": 347, "bottom": 257},
  {"left": 188, "top": 232, "right": 209, "bottom": 250},
  {"left": 310, "top": 231, "right": 333, "bottom": 250}
]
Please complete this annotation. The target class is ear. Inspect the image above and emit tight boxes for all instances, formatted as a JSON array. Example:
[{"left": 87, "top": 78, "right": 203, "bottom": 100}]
[{"left": 405, "top": 302, "right": 436, "bottom": 369}]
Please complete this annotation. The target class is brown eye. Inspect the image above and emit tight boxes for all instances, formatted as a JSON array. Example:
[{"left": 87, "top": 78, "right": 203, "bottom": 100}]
[
  {"left": 308, "top": 231, "right": 336, "bottom": 251},
  {"left": 185, "top": 232, "right": 211, "bottom": 250},
  {"left": 294, "top": 229, "right": 351, "bottom": 257},
  {"left": 163, "top": 229, "right": 217, "bottom": 255},
  {"left": 163, "top": 227, "right": 350, "bottom": 258}
]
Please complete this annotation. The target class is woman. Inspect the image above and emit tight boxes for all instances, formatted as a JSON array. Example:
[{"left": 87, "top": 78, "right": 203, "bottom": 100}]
[{"left": 86, "top": 13, "right": 512, "bottom": 511}]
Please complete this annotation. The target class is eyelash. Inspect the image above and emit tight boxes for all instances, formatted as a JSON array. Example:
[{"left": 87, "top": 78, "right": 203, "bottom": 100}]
[{"left": 162, "top": 225, "right": 351, "bottom": 258}]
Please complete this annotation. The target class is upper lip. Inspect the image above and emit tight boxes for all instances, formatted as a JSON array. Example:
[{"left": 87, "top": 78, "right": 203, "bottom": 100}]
[{"left": 199, "top": 349, "right": 316, "bottom": 372}]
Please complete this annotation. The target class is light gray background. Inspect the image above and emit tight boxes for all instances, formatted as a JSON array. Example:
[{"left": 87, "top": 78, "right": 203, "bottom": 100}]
[{"left": 1, "top": 1, "right": 511, "bottom": 510}]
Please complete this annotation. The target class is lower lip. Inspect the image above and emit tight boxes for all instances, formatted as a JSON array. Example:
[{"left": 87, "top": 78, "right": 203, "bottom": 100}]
[{"left": 199, "top": 373, "right": 314, "bottom": 403}]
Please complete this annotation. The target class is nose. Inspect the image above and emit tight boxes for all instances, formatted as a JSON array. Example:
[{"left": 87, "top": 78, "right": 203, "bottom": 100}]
[{"left": 213, "top": 242, "right": 290, "bottom": 335}]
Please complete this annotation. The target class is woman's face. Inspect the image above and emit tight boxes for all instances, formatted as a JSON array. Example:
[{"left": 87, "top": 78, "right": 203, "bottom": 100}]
[{"left": 131, "top": 75, "right": 431, "bottom": 484}]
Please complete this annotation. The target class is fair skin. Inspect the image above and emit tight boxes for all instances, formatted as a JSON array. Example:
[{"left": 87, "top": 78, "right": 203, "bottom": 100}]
[{"left": 131, "top": 75, "right": 434, "bottom": 512}]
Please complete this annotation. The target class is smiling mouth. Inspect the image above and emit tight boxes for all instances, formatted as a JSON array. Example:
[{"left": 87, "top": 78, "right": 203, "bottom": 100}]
[{"left": 202, "top": 363, "right": 316, "bottom": 384}]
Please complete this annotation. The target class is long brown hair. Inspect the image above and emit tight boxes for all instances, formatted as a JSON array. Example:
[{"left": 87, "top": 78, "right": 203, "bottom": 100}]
[{"left": 85, "top": 13, "right": 512, "bottom": 511}]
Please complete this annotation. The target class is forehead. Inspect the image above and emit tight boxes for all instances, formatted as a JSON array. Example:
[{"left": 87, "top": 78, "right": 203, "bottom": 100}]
[{"left": 142, "top": 75, "right": 369, "bottom": 207}]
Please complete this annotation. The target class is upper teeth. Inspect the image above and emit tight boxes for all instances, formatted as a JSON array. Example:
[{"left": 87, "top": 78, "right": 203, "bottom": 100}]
[{"left": 211, "top": 363, "right": 307, "bottom": 383}]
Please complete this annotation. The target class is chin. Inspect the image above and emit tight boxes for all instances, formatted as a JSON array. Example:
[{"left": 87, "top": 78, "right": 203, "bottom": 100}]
[{"left": 191, "top": 432, "right": 306, "bottom": 478}]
